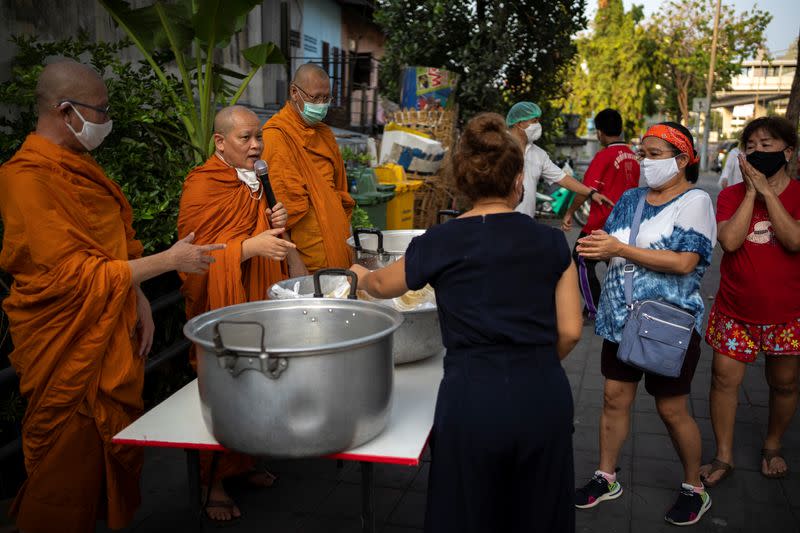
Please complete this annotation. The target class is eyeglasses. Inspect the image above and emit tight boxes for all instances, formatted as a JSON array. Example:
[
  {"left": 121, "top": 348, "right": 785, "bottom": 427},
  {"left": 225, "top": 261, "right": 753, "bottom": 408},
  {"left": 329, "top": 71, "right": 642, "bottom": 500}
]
[
  {"left": 57, "top": 100, "right": 111, "bottom": 117},
  {"left": 293, "top": 84, "right": 332, "bottom": 105}
]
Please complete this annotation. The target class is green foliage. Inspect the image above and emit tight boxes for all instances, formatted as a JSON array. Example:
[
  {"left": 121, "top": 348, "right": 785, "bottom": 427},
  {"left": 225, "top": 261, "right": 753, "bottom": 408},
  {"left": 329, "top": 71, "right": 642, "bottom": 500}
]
[
  {"left": 100, "top": 0, "right": 285, "bottom": 161},
  {"left": 557, "top": 0, "right": 657, "bottom": 138},
  {"left": 648, "top": 0, "right": 771, "bottom": 123},
  {"left": 375, "top": 0, "right": 587, "bottom": 126},
  {"left": 0, "top": 34, "right": 193, "bottom": 253},
  {"left": 340, "top": 146, "right": 372, "bottom": 167},
  {"left": 351, "top": 205, "right": 373, "bottom": 229}
]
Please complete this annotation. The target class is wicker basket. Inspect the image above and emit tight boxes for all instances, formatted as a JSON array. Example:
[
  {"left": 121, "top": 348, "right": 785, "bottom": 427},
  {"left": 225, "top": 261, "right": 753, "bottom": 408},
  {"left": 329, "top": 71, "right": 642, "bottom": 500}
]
[{"left": 387, "top": 109, "right": 458, "bottom": 228}]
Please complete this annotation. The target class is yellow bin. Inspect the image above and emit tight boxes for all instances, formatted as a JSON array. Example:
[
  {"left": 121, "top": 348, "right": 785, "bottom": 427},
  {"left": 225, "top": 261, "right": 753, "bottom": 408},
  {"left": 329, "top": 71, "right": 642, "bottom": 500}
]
[{"left": 375, "top": 164, "right": 424, "bottom": 230}]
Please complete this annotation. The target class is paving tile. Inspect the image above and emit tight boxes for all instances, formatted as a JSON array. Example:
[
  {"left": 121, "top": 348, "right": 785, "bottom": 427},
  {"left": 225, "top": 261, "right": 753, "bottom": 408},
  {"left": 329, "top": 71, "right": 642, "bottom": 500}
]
[
  {"left": 578, "top": 388, "right": 605, "bottom": 408},
  {"left": 410, "top": 463, "right": 429, "bottom": 493},
  {"left": 340, "top": 462, "right": 419, "bottom": 489},
  {"left": 629, "top": 485, "right": 674, "bottom": 521},
  {"left": 386, "top": 491, "right": 426, "bottom": 529},
  {"left": 581, "top": 371, "right": 606, "bottom": 391},
  {"left": 268, "top": 458, "right": 352, "bottom": 481},
  {"left": 573, "top": 405, "right": 602, "bottom": 430},
  {"left": 634, "top": 433, "right": 678, "bottom": 460},
  {"left": 632, "top": 457, "right": 685, "bottom": 489},
  {"left": 297, "top": 515, "right": 364, "bottom": 533},
  {"left": 381, "top": 526, "right": 423, "bottom": 533},
  {"left": 779, "top": 472, "right": 800, "bottom": 509},
  {"left": 315, "top": 482, "right": 402, "bottom": 522},
  {"left": 633, "top": 411, "right": 669, "bottom": 436},
  {"left": 633, "top": 395, "right": 658, "bottom": 413},
  {"left": 231, "top": 476, "right": 338, "bottom": 514}
]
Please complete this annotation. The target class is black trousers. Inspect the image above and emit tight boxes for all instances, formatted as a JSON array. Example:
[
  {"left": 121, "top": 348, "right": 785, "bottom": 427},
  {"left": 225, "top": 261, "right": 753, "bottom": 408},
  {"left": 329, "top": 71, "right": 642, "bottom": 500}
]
[{"left": 424, "top": 347, "right": 575, "bottom": 533}]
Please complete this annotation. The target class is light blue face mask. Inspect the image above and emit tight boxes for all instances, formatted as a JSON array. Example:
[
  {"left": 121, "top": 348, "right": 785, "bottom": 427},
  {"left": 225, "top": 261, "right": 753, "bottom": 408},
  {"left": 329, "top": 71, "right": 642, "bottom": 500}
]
[{"left": 299, "top": 101, "right": 329, "bottom": 124}]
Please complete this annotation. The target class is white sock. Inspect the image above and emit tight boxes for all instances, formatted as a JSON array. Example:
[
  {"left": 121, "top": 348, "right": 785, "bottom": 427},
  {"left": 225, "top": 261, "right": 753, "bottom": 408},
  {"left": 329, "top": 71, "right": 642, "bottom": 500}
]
[{"left": 596, "top": 469, "right": 617, "bottom": 484}]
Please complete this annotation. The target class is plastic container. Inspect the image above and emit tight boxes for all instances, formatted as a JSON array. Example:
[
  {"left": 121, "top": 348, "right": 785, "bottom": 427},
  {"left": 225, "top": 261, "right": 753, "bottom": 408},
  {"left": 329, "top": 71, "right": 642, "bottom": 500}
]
[
  {"left": 375, "top": 164, "right": 424, "bottom": 230},
  {"left": 350, "top": 167, "right": 395, "bottom": 230},
  {"left": 385, "top": 180, "right": 423, "bottom": 230}
]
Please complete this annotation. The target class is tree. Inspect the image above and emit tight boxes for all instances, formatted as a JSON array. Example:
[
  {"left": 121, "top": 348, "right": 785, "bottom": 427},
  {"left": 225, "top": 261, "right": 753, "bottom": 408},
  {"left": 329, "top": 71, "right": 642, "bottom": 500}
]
[
  {"left": 375, "top": 0, "right": 587, "bottom": 124},
  {"left": 648, "top": 0, "right": 770, "bottom": 125},
  {"left": 100, "top": 0, "right": 285, "bottom": 162},
  {"left": 557, "top": 0, "right": 657, "bottom": 137}
]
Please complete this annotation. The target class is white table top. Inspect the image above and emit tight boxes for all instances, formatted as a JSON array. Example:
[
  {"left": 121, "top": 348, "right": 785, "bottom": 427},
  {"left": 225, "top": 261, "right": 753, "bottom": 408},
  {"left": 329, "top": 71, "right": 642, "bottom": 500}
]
[{"left": 113, "top": 351, "right": 444, "bottom": 466}]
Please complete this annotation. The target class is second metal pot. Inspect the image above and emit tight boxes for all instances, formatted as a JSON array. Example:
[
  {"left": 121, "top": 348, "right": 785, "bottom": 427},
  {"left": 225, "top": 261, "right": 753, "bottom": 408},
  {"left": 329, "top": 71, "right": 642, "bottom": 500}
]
[
  {"left": 346, "top": 228, "right": 426, "bottom": 270},
  {"left": 269, "top": 271, "right": 443, "bottom": 365}
]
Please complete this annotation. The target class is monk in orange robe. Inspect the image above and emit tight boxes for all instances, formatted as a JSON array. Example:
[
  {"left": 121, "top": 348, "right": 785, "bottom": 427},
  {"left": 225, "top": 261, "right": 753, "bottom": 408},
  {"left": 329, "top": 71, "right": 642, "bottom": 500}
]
[
  {"left": 178, "top": 105, "right": 306, "bottom": 522},
  {"left": 0, "top": 60, "right": 223, "bottom": 533},
  {"left": 262, "top": 63, "right": 355, "bottom": 272}
]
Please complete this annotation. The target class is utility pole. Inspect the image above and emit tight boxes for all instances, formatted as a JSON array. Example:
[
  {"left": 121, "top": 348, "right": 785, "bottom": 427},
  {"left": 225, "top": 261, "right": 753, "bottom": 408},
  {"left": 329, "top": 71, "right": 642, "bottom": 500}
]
[{"left": 700, "top": 0, "right": 723, "bottom": 171}]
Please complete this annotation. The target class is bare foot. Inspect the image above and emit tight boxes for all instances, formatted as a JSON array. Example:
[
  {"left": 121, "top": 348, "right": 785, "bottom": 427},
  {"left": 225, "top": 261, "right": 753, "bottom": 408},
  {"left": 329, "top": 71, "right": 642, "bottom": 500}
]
[
  {"left": 247, "top": 469, "right": 277, "bottom": 488},
  {"left": 202, "top": 480, "right": 242, "bottom": 521},
  {"left": 762, "top": 449, "right": 788, "bottom": 478}
]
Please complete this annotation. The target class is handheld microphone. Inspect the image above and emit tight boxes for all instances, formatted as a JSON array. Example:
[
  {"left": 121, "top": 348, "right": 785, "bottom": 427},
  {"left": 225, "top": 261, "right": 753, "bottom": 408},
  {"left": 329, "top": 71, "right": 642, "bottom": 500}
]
[{"left": 254, "top": 159, "right": 278, "bottom": 208}]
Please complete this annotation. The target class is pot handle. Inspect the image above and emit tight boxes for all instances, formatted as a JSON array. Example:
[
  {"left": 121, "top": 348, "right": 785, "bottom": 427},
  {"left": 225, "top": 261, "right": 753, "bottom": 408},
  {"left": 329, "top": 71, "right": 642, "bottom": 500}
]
[
  {"left": 313, "top": 268, "right": 359, "bottom": 300},
  {"left": 437, "top": 210, "right": 461, "bottom": 224},
  {"left": 352, "top": 227, "right": 385, "bottom": 254},
  {"left": 212, "top": 321, "right": 288, "bottom": 379}
]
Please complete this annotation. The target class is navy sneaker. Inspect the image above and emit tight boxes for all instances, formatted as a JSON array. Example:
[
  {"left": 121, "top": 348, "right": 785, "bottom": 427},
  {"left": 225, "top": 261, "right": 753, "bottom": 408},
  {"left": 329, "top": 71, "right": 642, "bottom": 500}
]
[
  {"left": 575, "top": 471, "right": 623, "bottom": 509},
  {"left": 664, "top": 483, "right": 712, "bottom": 526}
]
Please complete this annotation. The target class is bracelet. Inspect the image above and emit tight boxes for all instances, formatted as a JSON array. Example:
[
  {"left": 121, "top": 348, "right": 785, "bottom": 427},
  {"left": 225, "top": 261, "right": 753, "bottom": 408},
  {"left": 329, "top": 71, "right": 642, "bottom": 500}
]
[{"left": 588, "top": 189, "right": 597, "bottom": 200}]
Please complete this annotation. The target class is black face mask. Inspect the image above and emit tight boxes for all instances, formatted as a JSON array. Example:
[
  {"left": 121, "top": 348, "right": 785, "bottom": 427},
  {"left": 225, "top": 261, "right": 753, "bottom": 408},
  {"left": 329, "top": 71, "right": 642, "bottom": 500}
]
[{"left": 746, "top": 150, "right": 787, "bottom": 178}]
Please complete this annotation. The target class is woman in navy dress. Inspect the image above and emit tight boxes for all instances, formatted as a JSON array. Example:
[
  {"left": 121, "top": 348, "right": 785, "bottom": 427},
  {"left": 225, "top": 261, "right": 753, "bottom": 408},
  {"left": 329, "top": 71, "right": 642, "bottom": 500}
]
[{"left": 351, "top": 113, "right": 583, "bottom": 532}]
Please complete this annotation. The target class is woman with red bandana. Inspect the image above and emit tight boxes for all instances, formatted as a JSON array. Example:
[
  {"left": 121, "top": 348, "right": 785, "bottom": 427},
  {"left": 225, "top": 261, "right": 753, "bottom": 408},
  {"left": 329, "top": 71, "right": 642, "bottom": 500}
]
[
  {"left": 701, "top": 116, "right": 800, "bottom": 487},
  {"left": 575, "top": 122, "right": 716, "bottom": 526}
]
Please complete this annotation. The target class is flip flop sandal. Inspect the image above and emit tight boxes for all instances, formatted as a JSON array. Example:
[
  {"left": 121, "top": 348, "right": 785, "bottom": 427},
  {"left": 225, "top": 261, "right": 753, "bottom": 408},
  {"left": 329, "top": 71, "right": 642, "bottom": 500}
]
[
  {"left": 203, "top": 498, "right": 242, "bottom": 527},
  {"left": 762, "top": 448, "right": 789, "bottom": 479},
  {"left": 700, "top": 458, "right": 734, "bottom": 487}
]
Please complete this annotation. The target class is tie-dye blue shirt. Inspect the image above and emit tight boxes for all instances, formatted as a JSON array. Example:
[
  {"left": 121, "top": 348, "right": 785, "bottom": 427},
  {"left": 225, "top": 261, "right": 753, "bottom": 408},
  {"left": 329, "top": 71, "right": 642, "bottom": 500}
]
[{"left": 596, "top": 187, "right": 717, "bottom": 343}]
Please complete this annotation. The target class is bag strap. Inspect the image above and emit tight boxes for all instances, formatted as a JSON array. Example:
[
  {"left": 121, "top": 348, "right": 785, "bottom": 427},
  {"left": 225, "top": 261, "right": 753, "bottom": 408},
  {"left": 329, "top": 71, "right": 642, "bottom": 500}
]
[{"left": 624, "top": 191, "right": 648, "bottom": 307}]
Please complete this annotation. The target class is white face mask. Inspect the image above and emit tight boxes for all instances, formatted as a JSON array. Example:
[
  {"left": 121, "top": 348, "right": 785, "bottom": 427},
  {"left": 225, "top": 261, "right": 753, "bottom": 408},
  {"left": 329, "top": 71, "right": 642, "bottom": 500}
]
[
  {"left": 524, "top": 123, "right": 542, "bottom": 143},
  {"left": 641, "top": 157, "right": 679, "bottom": 189},
  {"left": 65, "top": 103, "right": 112, "bottom": 151},
  {"left": 235, "top": 168, "right": 261, "bottom": 192}
]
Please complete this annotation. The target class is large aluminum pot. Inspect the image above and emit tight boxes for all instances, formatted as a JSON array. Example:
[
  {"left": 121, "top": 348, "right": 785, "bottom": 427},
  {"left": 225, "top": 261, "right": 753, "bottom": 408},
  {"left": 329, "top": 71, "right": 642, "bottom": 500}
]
[
  {"left": 269, "top": 271, "right": 442, "bottom": 365},
  {"left": 184, "top": 269, "right": 403, "bottom": 458},
  {"left": 346, "top": 228, "right": 425, "bottom": 270}
]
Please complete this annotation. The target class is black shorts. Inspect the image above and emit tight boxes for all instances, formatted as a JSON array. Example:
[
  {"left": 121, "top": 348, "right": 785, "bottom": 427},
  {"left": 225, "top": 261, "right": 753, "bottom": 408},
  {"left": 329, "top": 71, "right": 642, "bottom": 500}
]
[{"left": 600, "top": 330, "right": 702, "bottom": 397}]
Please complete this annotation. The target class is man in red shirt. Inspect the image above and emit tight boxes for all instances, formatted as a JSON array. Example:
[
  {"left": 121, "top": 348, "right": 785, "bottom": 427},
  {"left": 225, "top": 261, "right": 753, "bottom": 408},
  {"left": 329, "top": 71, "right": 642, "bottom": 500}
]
[{"left": 563, "top": 109, "right": 639, "bottom": 316}]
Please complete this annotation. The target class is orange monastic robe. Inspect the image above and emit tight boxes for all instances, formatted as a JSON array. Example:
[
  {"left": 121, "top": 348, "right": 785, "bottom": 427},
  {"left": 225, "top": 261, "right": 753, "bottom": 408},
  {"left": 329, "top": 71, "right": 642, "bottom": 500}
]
[
  {"left": 0, "top": 134, "right": 144, "bottom": 532},
  {"left": 262, "top": 103, "right": 355, "bottom": 272},
  {"left": 178, "top": 154, "right": 287, "bottom": 482}
]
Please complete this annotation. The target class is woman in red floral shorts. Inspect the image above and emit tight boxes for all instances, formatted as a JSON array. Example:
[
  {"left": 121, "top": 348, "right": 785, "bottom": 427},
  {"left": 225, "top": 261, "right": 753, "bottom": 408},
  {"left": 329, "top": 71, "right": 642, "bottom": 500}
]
[{"left": 701, "top": 116, "right": 800, "bottom": 486}]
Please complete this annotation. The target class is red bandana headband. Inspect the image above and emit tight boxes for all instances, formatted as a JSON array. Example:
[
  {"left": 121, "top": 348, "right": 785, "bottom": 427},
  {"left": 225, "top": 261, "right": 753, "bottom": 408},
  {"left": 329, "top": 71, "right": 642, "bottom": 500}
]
[{"left": 643, "top": 124, "right": 700, "bottom": 164}]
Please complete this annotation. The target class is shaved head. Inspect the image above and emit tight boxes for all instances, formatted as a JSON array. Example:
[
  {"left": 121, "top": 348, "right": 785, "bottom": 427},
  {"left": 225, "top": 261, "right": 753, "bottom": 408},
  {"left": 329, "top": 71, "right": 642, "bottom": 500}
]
[
  {"left": 213, "top": 105, "right": 262, "bottom": 169},
  {"left": 34, "top": 60, "right": 110, "bottom": 152},
  {"left": 214, "top": 105, "right": 259, "bottom": 136},
  {"left": 292, "top": 63, "right": 330, "bottom": 87},
  {"left": 35, "top": 60, "right": 105, "bottom": 112}
]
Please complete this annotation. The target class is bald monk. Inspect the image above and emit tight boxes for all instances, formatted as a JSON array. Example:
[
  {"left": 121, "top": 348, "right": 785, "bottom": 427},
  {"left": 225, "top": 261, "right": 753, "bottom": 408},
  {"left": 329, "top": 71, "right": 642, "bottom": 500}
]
[
  {"left": 0, "top": 60, "right": 223, "bottom": 533},
  {"left": 178, "top": 105, "right": 306, "bottom": 522},
  {"left": 262, "top": 63, "right": 355, "bottom": 272}
]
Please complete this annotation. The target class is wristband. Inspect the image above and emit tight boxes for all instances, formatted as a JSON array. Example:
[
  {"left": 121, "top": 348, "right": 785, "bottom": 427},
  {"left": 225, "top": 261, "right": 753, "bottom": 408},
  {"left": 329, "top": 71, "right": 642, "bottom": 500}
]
[{"left": 588, "top": 189, "right": 597, "bottom": 200}]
